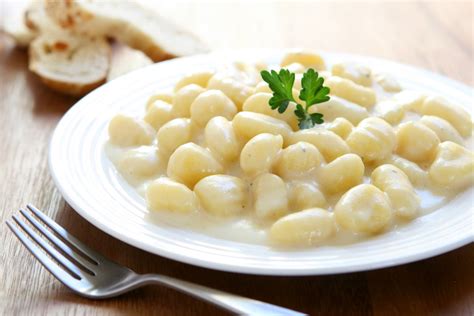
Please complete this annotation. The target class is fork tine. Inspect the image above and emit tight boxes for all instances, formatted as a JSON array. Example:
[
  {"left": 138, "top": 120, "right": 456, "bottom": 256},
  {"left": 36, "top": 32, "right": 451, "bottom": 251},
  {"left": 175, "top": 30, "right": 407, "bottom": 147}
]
[
  {"left": 12, "top": 214, "right": 88, "bottom": 280},
  {"left": 6, "top": 220, "right": 80, "bottom": 289},
  {"left": 19, "top": 209, "right": 97, "bottom": 273},
  {"left": 27, "top": 204, "right": 103, "bottom": 264}
]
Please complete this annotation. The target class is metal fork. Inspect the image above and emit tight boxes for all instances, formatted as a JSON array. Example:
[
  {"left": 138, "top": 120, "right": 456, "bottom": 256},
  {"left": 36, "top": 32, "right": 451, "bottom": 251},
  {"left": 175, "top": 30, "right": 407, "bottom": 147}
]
[{"left": 6, "top": 204, "right": 304, "bottom": 315}]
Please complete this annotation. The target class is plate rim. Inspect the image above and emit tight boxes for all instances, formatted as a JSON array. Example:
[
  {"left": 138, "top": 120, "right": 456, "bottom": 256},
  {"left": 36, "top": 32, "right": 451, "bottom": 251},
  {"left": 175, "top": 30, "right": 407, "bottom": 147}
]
[{"left": 48, "top": 49, "right": 474, "bottom": 276}]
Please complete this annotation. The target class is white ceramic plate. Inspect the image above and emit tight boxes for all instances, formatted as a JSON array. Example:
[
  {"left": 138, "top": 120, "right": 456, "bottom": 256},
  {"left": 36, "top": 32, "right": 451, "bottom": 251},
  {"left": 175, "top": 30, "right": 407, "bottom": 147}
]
[{"left": 49, "top": 50, "right": 474, "bottom": 275}]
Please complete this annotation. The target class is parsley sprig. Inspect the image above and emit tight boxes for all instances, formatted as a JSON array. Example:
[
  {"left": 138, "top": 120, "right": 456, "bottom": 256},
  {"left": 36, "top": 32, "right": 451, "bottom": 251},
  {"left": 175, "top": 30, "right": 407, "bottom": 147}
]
[{"left": 260, "top": 68, "right": 330, "bottom": 129}]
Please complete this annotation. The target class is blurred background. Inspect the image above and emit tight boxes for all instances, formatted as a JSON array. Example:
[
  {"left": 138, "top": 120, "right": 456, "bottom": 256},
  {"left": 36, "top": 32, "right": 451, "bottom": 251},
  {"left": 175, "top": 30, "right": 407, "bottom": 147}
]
[{"left": 1, "top": 0, "right": 472, "bottom": 88}]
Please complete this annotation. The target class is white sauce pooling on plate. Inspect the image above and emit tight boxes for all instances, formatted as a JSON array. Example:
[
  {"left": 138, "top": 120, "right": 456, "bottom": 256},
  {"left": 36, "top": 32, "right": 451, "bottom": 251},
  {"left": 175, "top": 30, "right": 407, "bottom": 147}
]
[{"left": 106, "top": 50, "right": 474, "bottom": 248}]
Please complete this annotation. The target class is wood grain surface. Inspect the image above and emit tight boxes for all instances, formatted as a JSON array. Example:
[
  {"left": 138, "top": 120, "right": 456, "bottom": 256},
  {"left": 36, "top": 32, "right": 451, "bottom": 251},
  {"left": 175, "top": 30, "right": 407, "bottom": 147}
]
[{"left": 0, "top": 1, "right": 473, "bottom": 315}]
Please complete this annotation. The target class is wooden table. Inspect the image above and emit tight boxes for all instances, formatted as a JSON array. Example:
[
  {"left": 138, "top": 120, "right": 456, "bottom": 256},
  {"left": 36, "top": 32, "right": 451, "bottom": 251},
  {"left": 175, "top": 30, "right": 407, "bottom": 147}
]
[{"left": 1, "top": 1, "right": 473, "bottom": 315}]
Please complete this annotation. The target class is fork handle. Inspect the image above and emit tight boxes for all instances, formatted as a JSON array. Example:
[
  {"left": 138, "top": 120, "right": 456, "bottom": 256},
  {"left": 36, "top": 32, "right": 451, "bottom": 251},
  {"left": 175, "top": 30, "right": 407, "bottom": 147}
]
[{"left": 138, "top": 274, "right": 305, "bottom": 315}]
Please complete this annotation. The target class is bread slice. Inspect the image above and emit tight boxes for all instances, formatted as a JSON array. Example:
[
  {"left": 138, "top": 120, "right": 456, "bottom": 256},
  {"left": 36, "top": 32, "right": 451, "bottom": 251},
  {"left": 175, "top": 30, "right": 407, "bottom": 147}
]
[
  {"left": 24, "top": 0, "right": 61, "bottom": 34},
  {"left": 44, "top": 0, "right": 208, "bottom": 62},
  {"left": 2, "top": 1, "right": 37, "bottom": 47},
  {"left": 107, "top": 43, "right": 153, "bottom": 81},
  {"left": 29, "top": 34, "right": 111, "bottom": 96}
]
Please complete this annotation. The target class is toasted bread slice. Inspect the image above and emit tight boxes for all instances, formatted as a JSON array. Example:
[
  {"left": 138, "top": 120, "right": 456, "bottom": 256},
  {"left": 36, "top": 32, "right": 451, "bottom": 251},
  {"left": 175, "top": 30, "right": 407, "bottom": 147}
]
[
  {"left": 44, "top": 0, "right": 208, "bottom": 61},
  {"left": 29, "top": 34, "right": 111, "bottom": 96}
]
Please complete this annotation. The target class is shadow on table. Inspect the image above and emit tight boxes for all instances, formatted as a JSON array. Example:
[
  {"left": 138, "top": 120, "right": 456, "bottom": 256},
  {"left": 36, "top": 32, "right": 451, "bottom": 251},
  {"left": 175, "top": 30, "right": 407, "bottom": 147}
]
[{"left": 51, "top": 204, "right": 474, "bottom": 316}]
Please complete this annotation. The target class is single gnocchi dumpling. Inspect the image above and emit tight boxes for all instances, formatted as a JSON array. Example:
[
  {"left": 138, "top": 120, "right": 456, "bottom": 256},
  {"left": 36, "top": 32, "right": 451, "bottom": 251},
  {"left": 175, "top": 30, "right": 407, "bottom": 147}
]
[
  {"left": 391, "top": 90, "right": 426, "bottom": 113},
  {"left": 429, "top": 141, "right": 474, "bottom": 190},
  {"left": 144, "top": 100, "right": 175, "bottom": 130},
  {"left": 174, "top": 70, "right": 214, "bottom": 92},
  {"left": 421, "top": 96, "right": 472, "bottom": 137},
  {"left": 190, "top": 90, "right": 237, "bottom": 126},
  {"left": 233, "top": 112, "right": 292, "bottom": 143},
  {"left": 275, "top": 142, "right": 324, "bottom": 178},
  {"left": 288, "top": 181, "right": 327, "bottom": 211},
  {"left": 334, "top": 184, "right": 393, "bottom": 234},
  {"left": 314, "top": 96, "right": 369, "bottom": 125},
  {"left": 167, "top": 143, "right": 223, "bottom": 188},
  {"left": 384, "top": 155, "right": 428, "bottom": 187},
  {"left": 326, "top": 117, "right": 354, "bottom": 139},
  {"left": 280, "top": 50, "right": 326, "bottom": 70},
  {"left": 205, "top": 116, "right": 242, "bottom": 162},
  {"left": 254, "top": 81, "right": 271, "bottom": 93},
  {"left": 252, "top": 173, "right": 288, "bottom": 220},
  {"left": 194, "top": 175, "right": 247, "bottom": 216},
  {"left": 207, "top": 72, "right": 255, "bottom": 109},
  {"left": 173, "top": 84, "right": 205, "bottom": 117},
  {"left": 396, "top": 122, "right": 440, "bottom": 163},
  {"left": 233, "top": 62, "right": 262, "bottom": 85},
  {"left": 270, "top": 208, "right": 335, "bottom": 246},
  {"left": 146, "top": 177, "right": 197, "bottom": 213},
  {"left": 285, "top": 62, "right": 306, "bottom": 74},
  {"left": 419, "top": 115, "right": 464, "bottom": 145},
  {"left": 108, "top": 114, "right": 154, "bottom": 146},
  {"left": 374, "top": 99, "right": 406, "bottom": 125},
  {"left": 240, "top": 133, "right": 283, "bottom": 176},
  {"left": 289, "top": 129, "right": 350, "bottom": 162},
  {"left": 346, "top": 117, "right": 396, "bottom": 162},
  {"left": 243, "top": 93, "right": 298, "bottom": 130},
  {"left": 318, "top": 154, "right": 364, "bottom": 194},
  {"left": 325, "top": 76, "right": 377, "bottom": 108},
  {"left": 156, "top": 118, "right": 192, "bottom": 154},
  {"left": 331, "top": 62, "right": 372, "bottom": 86},
  {"left": 374, "top": 73, "right": 402, "bottom": 92},
  {"left": 117, "top": 146, "right": 161, "bottom": 179},
  {"left": 371, "top": 164, "right": 420, "bottom": 219},
  {"left": 146, "top": 91, "right": 174, "bottom": 111}
]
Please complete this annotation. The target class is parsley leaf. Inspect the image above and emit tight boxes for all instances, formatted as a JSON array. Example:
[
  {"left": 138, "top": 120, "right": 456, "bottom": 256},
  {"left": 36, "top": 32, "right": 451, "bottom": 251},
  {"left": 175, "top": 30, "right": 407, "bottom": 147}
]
[
  {"left": 299, "top": 68, "right": 330, "bottom": 106},
  {"left": 261, "top": 67, "right": 330, "bottom": 129},
  {"left": 260, "top": 69, "right": 296, "bottom": 114}
]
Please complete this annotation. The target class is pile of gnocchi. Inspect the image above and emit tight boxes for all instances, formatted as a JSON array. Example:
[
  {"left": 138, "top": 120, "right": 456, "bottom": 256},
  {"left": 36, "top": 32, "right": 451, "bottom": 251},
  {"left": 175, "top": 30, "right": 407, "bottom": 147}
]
[{"left": 107, "top": 51, "right": 473, "bottom": 247}]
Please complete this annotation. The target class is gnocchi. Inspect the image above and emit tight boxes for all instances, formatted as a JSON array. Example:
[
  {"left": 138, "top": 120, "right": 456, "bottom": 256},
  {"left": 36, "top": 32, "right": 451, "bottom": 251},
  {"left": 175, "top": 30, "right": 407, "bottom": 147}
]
[
  {"left": 314, "top": 96, "right": 369, "bottom": 125},
  {"left": 346, "top": 117, "right": 396, "bottom": 162},
  {"left": 289, "top": 129, "right": 350, "bottom": 162},
  {"left": 157, "top": 118, "right": 192, "bottom": 154},
  {"left": 190, "top": 90, "right": 237, "bottom": 126},
  {"left": 275, "top": 142, "right": 324, "bottom": 178},
  {"left": 334, "top": 184, "right": 393, "bottom": 234},
  {"left": 318, "top": 154, "right": 364, "bottom": 194},
  {"left": 371, "top": 165, "right": 420, "bottom": 219},
  {"left": 253, "top": 173, "right": 288, "bottom": 220},
  {"left": 108, "top": 114, "right": 154, "bottom": 146},
  {"left": 270, "top": 208, "right": 335, "bottom": 246},
  {"left": 243, "top": 93, "right": 299, "bottom": 130},
  {"left": 194, "top": 175, "right": 247, "bottom": 216},
  {"left": 233, "top": 112, "right": 292, "bottom": 143},
  {"left": 429, "top": 142, "right": 474, "bottom": 190},
  {"left": 419, "top": 115, "right": 464, "bottom": 144},
  {"left": 240, "top": 133, "right": 283, "bottom": 176},
  {"left": 107, "top": 54, "right": 473, "bottom": 249},
  {"left": 205, "top": 117, "right": 242, "bottom": 162},
  {"left": 173, "top": 84, "right": 205, "bottom": 117},
  {"left": 167, "top": 143, "right": 223, "bottom": 188},
  {"left": 144, "top": 100, "right": 175, "bottom": 130},
  {"left": 288, "top": 181, "right": 327, "bottom": 211},
  {"left": 396, "top": 122, "right": 440, "bottom": 163},
  {"left": 325, "top": 76, "right": 376, "bottom": 108},
  {"left": 147, "top": 178, "right": 196, "bottom": 213},
  {"left": 332, "top": 62, "right": 372, "bottom": 86},
  {"left": 421, "top": 96, "right": 472, "bottom": 137}
]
